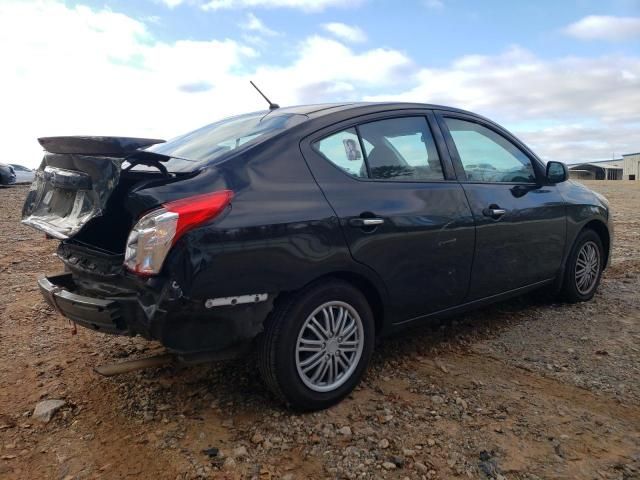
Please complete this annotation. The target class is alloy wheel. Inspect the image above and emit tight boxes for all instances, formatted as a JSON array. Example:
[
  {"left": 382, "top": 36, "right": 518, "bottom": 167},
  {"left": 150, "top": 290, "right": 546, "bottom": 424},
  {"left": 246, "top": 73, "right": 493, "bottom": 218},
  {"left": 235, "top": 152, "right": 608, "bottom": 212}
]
[
  {"left": 575, "top": 240, "right": 600, "bottom": 295},
  {"left": 295, "top": 301, "right": 364, "bottom": 393}
]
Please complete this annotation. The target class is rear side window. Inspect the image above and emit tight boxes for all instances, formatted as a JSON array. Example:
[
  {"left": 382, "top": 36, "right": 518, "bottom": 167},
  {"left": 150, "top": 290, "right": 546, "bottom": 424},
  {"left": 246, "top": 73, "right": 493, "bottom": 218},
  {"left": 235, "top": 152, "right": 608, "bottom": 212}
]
[
  {"left": 444, "top": 118, "right": 535, "bottom": 183},
  {"left": 313, "top": 128, "right": 367, "bottom": 178},
  {"left": 358, "top": 117, "right": 443, "bottom": 181},
  {"left": 146, "top": 111, "right": 307, "bottom": 171},
  {"left": 313, "top": 116, "right": 444, "bottom": 181}
]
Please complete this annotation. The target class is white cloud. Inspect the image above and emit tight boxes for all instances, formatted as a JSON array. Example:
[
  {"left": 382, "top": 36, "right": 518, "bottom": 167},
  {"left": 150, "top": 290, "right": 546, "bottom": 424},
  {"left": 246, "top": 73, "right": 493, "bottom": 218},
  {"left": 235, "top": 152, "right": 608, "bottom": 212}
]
[
  {"left": 378, "top": 46, "right": 640, "bottom": 125},
  {"left": 0, "top": 1, "right": 406, "bottom": 168},
  {"left": 160, "top": 0, "right": 186, "bottom": 7},
  {"left": 516, "top": 124, "right": 640, "bottom": 163},
  {"left": 144, "top": 15, "right": 163, "bottom": 24},
  {"left": 322, "top": 22, "right": 367, "bottom": 43},
  {"left": 158, "top": 0, "right": 366, "bottom": 10},
  {"left": 242, "top": 12, "right": 278, "bottom": 36},
  {"left": 1, "top": 1, "right": 638, "bottom": 168},
  {"left": 365, "top": 46, "right": 640, "bottom": 161},
  {"left": 250, "top": 36, "right": 413, "bottom": 103},
  {"left": 0, "top": 1, "right": 257, "bottom": 167},
  {"left": 202, "top": 0, "right": 364, "bottom": 11},
  {"left": 564, "top": 15, "right": 640, "bottom": 42},
  {"left": 424, "top": 0, "right": 444, "bottom": 9}
]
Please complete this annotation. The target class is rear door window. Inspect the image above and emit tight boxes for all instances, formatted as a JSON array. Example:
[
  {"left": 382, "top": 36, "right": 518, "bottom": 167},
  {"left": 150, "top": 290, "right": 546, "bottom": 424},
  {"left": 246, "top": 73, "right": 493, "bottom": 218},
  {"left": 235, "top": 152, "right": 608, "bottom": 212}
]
[
  {"left": 313, "top": 116, "right": 444, "bottom": 181},
  {"left": 358, "top": 117, "right": 443, "bottom": 181}
]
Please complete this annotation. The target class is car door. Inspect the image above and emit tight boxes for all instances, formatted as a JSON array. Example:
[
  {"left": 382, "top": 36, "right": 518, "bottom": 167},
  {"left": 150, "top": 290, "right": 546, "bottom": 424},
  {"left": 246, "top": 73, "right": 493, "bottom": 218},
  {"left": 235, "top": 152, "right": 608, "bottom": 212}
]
[
  {"left": 301, "top": 111, "right": 475, "bottom": 323},
  {"left": 435, "top": 112, "right": 566, "bottom": 300}
]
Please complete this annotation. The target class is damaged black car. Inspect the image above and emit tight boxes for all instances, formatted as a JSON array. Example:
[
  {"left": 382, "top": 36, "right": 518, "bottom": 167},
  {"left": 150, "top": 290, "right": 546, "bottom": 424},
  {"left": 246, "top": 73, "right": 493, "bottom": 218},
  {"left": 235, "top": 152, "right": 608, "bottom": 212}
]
[{"left": 23, "top": 102, "right": 612, "bottom": 410}]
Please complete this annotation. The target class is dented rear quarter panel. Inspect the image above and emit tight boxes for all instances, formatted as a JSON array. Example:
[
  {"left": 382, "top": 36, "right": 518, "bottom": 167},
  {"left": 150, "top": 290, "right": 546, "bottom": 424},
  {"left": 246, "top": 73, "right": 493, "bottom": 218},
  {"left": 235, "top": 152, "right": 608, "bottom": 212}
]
[
  {"left": 153, "top": 138, "right": 384, "bottom": 304},
  {"left": 108, "top": 132, "right": 390, "bottom": 351},
  {"left": 28, "top": 123, "right": 391, "bottom": 353}
]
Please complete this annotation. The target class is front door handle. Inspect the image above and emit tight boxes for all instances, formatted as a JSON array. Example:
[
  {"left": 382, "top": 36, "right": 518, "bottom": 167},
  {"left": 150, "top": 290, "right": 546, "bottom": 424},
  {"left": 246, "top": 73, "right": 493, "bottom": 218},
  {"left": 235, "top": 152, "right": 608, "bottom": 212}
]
[
  {"left": 482, "top": 205, "right": 506, "bottom": 219},
  {"left": 349, "top": 217, "right": 384, "bottom": 228}
]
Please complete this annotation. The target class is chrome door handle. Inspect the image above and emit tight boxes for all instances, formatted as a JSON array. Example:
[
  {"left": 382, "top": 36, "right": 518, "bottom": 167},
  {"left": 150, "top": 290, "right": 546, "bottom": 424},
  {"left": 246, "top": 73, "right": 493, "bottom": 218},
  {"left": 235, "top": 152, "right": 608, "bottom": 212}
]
[
  {"left": 482, "top": 207, "right": 506, "bottom": 218},
  {"left": 349, "top": 217, "right": 384, "bottom": 227},
  {"left": 362, "top": 218, "right": 384, "bottom": 226}
]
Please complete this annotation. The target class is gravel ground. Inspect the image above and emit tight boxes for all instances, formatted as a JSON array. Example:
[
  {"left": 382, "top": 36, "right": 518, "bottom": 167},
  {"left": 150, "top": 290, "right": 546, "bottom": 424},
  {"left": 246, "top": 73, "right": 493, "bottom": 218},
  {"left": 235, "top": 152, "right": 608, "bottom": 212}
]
[{"left": 0, "top": 181, "right": 638, "bottom": 480}]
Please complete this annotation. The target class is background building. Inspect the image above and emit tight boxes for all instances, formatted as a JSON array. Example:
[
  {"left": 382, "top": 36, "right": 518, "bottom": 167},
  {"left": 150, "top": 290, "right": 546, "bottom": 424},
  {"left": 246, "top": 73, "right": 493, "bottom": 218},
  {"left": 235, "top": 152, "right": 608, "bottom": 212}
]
[
  {"left": 568, "top": 159, "right": 624, "bottom": 180},
  {"left": 623, "top": 153, "right": 640, "bottom": 180}
]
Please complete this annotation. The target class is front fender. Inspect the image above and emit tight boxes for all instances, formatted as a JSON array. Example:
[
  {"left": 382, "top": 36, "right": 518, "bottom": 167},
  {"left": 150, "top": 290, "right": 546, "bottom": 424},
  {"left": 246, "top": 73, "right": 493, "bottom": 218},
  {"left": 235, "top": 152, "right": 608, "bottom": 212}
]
[{"left": 555, "top": 180, "right": 613, "bottom": 284}]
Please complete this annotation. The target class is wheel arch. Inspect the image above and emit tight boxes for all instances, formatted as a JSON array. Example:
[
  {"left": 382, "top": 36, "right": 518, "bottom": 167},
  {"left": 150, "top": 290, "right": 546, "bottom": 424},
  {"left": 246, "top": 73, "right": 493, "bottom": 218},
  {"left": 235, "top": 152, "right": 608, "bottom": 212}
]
[
  {"left": 582, "top": 219, "right": 610, "bottom": 268},
  {"left": 554, "top": 217, "right": 611, "bottom": 294},
  {"left": 273, "top": 271, "right": 386, "bottom": 337},
  {"left": 327, "top": 271, "right": 385, "bottom": 336}
]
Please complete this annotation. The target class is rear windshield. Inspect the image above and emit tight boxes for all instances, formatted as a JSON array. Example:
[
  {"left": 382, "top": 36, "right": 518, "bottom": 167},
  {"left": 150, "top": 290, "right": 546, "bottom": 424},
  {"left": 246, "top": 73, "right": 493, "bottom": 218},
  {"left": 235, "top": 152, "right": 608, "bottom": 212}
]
[{"left": 146, "top": 111, "right": 307, "bottom": 170}]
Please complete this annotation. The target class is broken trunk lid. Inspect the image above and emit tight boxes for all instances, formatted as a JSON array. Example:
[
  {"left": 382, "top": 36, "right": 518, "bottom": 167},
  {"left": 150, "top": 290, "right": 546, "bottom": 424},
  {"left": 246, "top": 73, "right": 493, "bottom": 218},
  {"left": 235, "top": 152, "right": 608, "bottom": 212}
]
[
  {"left": 21, "top": 136, "right": 166, "bottom": 240},
  {"left": 37, "top": 136, "right": 165, "bottom": 156}
]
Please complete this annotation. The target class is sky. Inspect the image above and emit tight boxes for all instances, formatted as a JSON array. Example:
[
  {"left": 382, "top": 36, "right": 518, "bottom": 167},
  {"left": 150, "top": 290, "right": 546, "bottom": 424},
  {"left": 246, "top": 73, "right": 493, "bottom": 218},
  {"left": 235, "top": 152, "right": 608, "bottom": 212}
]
[{"left": 1, "top": 0, "right": 639, "bottom": 168}]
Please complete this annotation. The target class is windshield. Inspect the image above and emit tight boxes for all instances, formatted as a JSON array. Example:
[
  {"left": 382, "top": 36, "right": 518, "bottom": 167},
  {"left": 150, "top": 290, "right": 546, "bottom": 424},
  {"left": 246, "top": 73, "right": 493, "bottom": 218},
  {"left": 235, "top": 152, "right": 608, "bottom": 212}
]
[{"left": 146, "top": 111, "right": 307, "bottom": 170}]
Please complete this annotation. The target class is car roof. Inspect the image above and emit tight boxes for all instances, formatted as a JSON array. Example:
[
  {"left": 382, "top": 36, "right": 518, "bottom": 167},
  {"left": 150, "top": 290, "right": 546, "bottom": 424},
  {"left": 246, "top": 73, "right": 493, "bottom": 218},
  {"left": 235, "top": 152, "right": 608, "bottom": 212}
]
[
  {"left": 272, "top": 101, "right": 476, "bottom": 118},
  {"left": 265, "top": 102, "right": 542, "bottom": 166}
]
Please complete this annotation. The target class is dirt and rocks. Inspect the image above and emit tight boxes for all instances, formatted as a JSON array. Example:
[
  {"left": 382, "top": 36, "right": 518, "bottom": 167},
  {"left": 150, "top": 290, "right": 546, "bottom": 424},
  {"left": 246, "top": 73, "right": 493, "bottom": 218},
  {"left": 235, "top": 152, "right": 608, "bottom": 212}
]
[{"left": 0, "top": 180, "right": 638, "bottom": 480}]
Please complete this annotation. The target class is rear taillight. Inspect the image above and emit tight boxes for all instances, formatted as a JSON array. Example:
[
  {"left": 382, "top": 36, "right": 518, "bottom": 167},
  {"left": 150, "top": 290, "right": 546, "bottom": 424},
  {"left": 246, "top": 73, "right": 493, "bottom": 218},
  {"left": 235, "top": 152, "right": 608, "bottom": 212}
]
[{"left": 124, "top": 190, "right": 233, "bottom": 276}]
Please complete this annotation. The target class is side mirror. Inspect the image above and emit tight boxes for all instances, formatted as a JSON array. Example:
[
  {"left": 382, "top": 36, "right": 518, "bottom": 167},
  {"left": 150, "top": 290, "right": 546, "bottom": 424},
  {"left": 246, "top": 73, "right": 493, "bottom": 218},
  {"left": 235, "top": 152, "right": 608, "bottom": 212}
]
[{"left": 546, "top": 161, "right": 568, "bottom": 184}]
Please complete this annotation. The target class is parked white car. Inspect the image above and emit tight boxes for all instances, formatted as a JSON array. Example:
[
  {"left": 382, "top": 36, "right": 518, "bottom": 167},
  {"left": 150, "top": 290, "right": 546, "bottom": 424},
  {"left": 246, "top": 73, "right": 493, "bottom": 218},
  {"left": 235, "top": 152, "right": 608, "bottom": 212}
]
[{"left": 10, "top": 164, "right": 35, "bottom": 183}]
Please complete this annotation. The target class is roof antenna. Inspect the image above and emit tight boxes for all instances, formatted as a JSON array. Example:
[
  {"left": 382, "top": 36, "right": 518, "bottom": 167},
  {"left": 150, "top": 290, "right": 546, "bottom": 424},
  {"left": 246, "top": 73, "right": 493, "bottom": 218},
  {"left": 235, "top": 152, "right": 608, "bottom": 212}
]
[{"left": 250, "top": 81, "right": 279, "bottom": 110}]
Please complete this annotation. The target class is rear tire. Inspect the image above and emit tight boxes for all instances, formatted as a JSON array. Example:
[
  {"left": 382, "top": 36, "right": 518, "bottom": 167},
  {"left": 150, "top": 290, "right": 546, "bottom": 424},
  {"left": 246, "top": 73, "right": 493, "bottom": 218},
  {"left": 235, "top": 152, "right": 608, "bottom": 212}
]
[
  {"left": 258, "top": 279, "right": 375, "bottom": 411},
  {"left": 560, "top": 229, "right": 604, "bottom": 303}
]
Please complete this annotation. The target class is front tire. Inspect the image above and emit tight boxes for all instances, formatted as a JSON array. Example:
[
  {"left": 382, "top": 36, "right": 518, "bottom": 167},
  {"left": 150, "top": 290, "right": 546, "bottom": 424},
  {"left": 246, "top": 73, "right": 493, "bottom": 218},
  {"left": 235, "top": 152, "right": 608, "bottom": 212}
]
[
  {"left": 258, "top": 280, "right": 375, "bottom": 411},
  {"left": 560, "top": 229, "right": 604, "bottom": 303}
]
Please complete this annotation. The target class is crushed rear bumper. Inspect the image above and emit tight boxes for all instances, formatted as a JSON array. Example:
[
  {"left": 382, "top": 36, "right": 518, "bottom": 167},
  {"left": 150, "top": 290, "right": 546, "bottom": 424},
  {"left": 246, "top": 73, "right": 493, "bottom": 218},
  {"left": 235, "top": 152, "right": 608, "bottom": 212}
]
[
  {"left": 38, "top": 273, "right": 129, "bottom": 335},
  {"left": 37, "top": 271, "right": 273, "bottom": 355}
]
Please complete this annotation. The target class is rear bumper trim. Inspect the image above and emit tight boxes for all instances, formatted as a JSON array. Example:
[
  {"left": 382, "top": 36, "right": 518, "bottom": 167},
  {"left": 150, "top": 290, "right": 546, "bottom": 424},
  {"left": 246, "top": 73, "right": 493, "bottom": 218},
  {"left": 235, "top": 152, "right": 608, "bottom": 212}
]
[{"left": 38, "top": 273, "right": 128, "bottom": 334}]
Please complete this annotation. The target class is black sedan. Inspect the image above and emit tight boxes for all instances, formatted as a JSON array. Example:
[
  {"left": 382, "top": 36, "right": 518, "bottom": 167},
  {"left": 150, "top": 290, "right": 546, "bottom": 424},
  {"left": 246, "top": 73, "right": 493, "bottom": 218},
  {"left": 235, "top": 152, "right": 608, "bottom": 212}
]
[{"left": 23, "top": 102, "right": 612, "bottom": 410}]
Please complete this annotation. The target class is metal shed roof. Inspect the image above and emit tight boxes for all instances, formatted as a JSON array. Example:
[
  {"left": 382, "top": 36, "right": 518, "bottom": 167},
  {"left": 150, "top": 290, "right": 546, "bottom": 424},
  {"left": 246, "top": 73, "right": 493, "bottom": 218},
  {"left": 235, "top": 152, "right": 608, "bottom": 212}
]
[{"left": 569, "top": 162, "right": 623, "bottom": 170}]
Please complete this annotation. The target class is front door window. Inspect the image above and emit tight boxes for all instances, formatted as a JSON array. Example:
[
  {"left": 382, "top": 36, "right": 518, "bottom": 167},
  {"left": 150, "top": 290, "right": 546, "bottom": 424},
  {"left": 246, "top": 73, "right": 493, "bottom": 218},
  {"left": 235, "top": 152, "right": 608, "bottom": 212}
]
[{"left": 444, "top": 118, "right": 536, "bottom": 183}]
